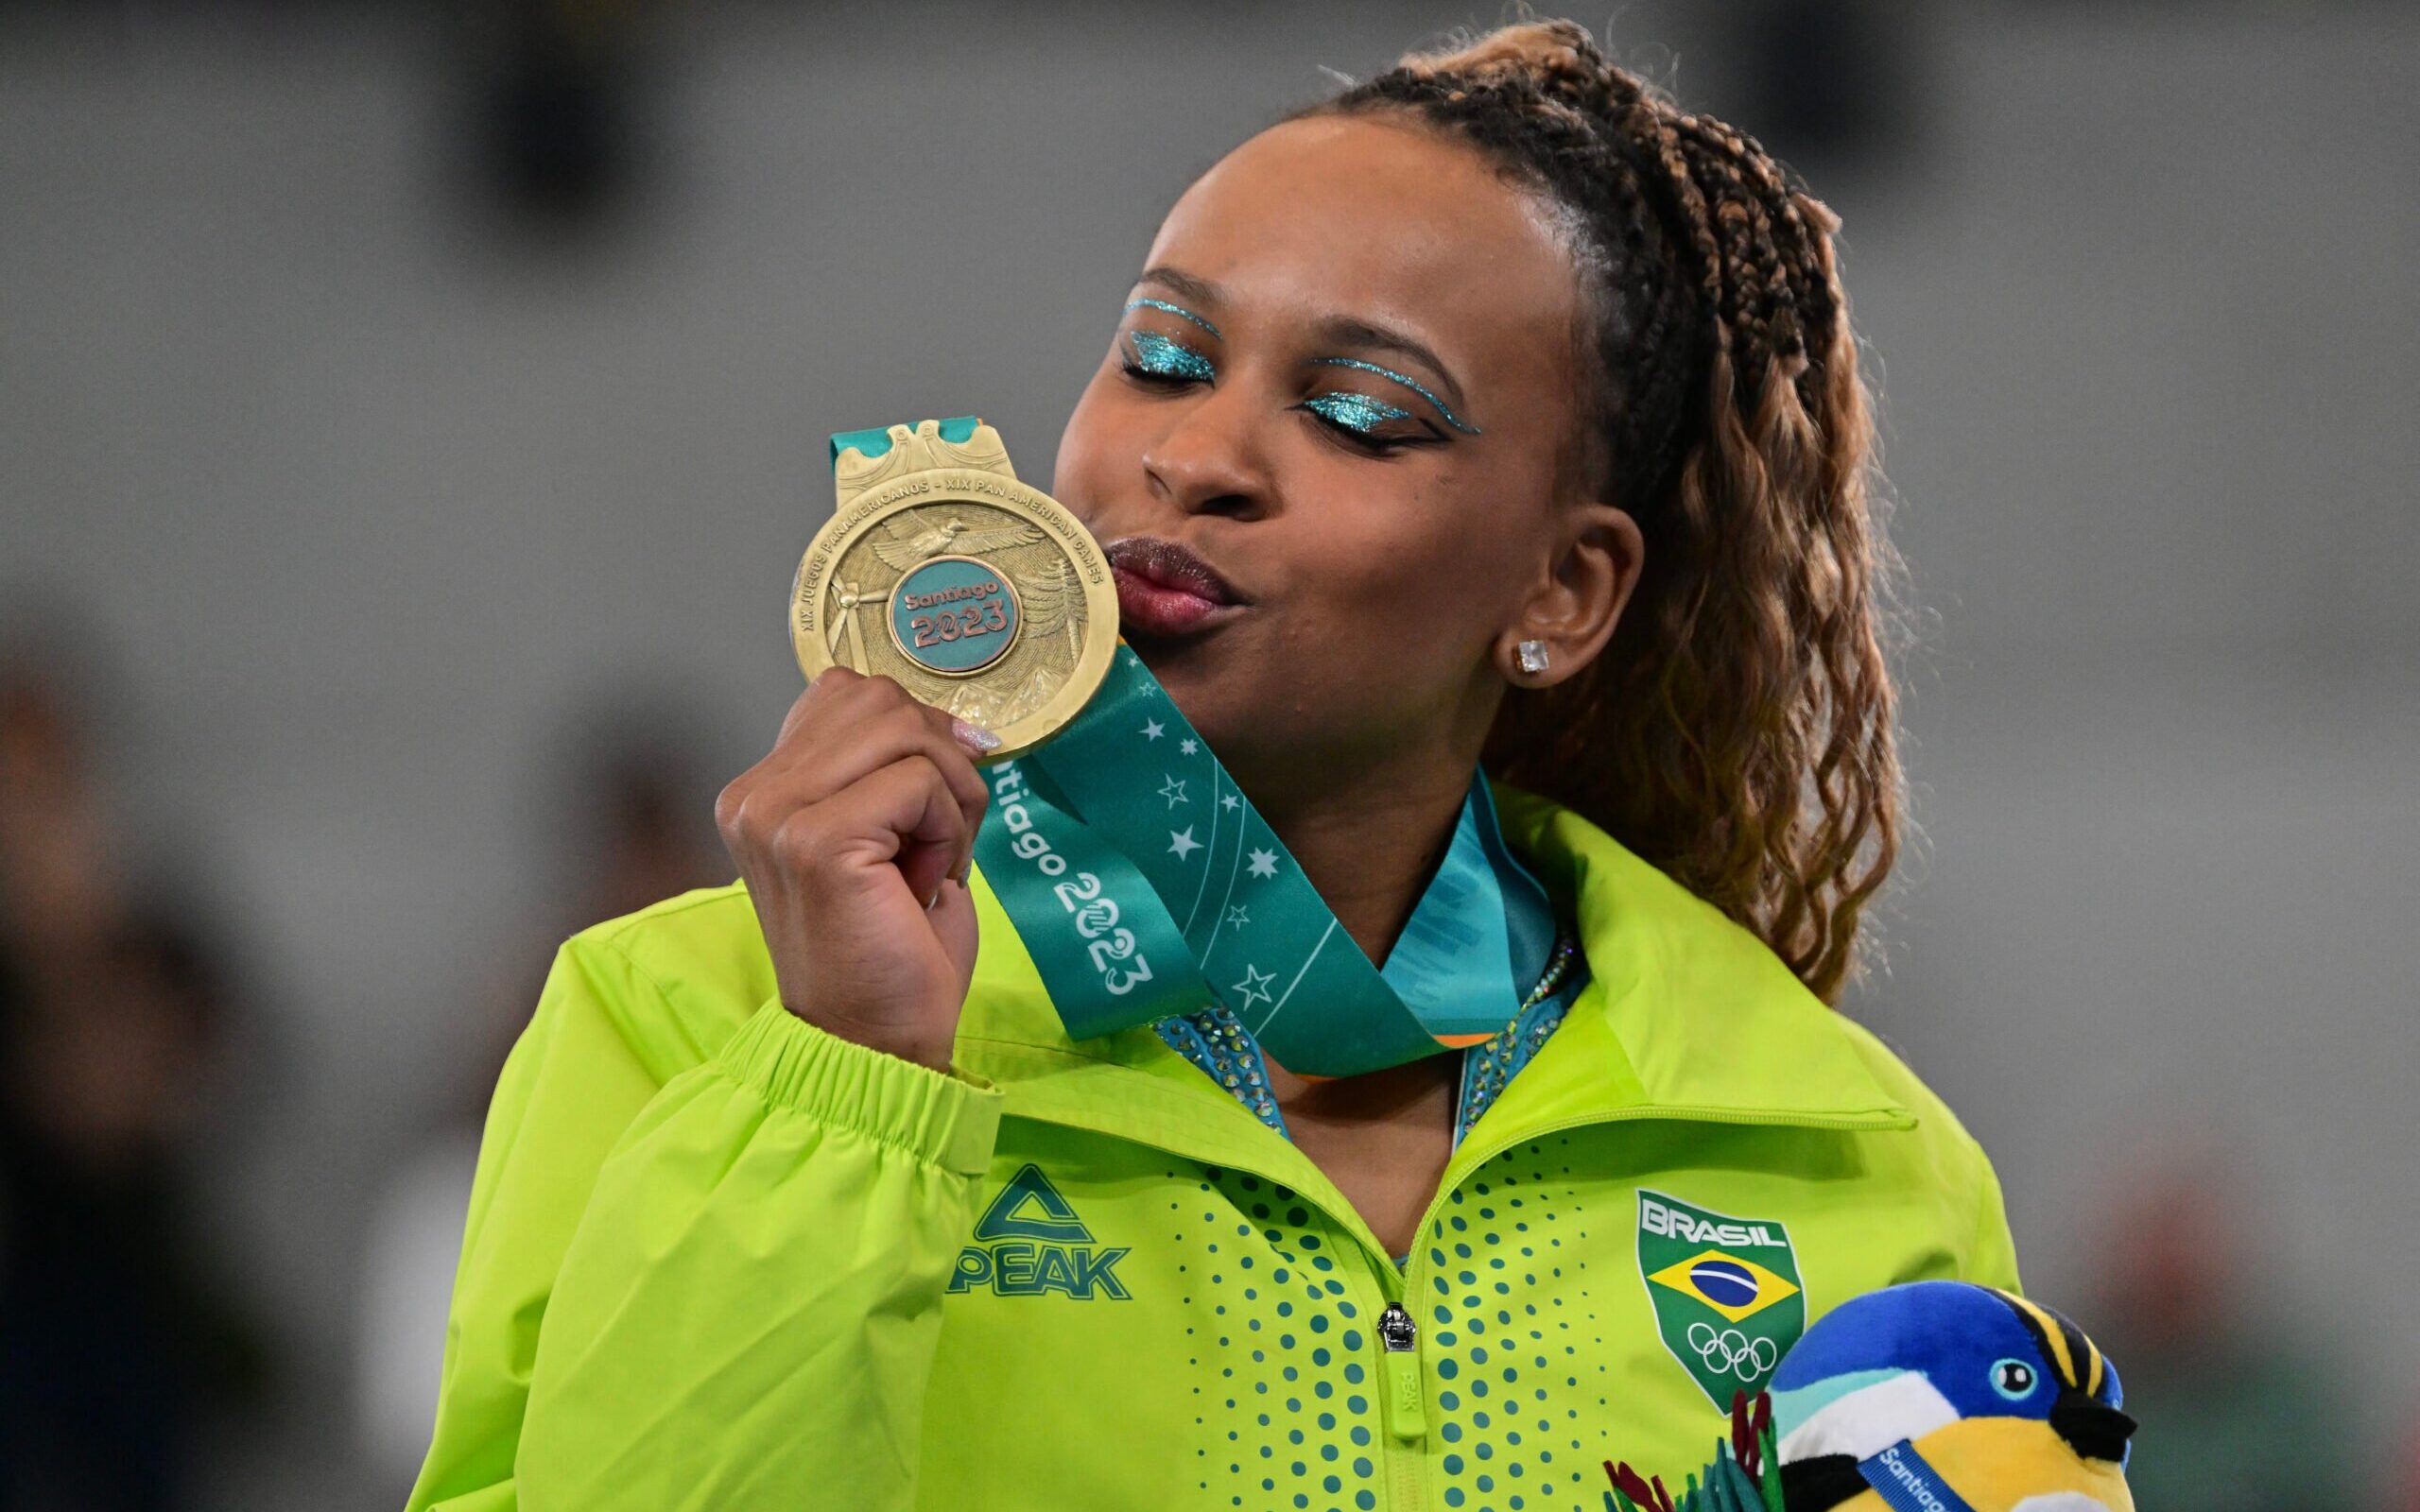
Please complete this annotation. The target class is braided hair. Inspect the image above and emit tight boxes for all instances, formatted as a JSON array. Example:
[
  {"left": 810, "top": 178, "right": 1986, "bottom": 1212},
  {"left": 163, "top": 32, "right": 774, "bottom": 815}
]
[{"left": 1301, "top": 19, "right": 1902, "bottom": 1003}]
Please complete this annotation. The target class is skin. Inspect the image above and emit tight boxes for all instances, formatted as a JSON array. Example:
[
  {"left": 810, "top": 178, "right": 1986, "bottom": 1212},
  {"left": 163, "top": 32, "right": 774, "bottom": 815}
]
[{"left": 721, "top": 113, "right": 1645, "bottom": 1257}]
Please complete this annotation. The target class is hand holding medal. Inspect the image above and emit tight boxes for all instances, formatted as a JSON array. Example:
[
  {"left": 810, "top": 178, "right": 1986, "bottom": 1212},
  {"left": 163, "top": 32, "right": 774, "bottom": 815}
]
[
  {"left": 717, "top": 419, "right": 1115, "bottom": 1070},
  {"left": 712, "top": 662, "right": 996, "bottom": 1071}
]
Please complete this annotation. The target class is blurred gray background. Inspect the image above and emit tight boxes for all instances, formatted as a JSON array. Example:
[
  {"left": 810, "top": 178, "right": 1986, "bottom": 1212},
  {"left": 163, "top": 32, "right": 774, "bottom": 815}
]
[{"left": 2, "top": 2, "right": 2412, "bottom": 1507}]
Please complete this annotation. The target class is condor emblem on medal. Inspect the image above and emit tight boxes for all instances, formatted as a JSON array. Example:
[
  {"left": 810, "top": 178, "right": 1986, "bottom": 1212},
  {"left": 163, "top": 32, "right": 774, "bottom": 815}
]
[
  {"left": 791, "top": 418, "right": 1119, "bottom": 760},
  {"left": 1637, "top": 1189, "right": 1806, "bottom": 1409}
]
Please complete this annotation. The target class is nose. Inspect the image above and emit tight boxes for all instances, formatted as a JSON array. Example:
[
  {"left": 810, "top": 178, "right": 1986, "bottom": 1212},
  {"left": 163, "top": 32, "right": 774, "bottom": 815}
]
[{"left": 1140, "top": 383, "right": 1274, "bottom": 523}]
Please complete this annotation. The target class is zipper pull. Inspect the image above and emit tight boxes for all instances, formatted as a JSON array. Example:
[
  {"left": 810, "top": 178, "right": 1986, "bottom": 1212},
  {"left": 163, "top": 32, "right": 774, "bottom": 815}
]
[{"left": 1378, "top": 1302, "right": 1426, "bottom": 1440}]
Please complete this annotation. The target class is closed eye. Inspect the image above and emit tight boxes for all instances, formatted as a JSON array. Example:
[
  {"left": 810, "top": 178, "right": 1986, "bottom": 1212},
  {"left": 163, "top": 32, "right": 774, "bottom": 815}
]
[
  {"left": 1304, "top": 393, "right": 1411, "bottom": 432},
  {"left": 1307, "top": 356, "right": 1480, "bottom": 435},
  {"left": 1298, "top": 391, "right": 1441, "bottom": 455},
  {"left": 1123, "top": 330, "right": 1216, "bottom": 385}
]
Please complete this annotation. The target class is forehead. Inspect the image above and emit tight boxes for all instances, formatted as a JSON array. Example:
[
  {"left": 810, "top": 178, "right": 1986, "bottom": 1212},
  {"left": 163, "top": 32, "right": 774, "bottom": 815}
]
[{"left": 1147, "top": 113, "right": 1581, "bottom": 363}]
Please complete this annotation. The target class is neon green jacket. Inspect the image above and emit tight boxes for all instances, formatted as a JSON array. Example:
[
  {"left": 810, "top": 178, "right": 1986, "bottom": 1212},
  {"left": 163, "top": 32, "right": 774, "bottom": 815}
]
[{"left": 407, "top": 787, "right": 2017, "bottom": 1512}]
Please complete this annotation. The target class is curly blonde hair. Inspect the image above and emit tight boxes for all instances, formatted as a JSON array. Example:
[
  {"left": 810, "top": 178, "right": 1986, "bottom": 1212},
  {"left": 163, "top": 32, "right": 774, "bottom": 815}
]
[{"left": 1304, "top": 20, "right": 1904, "bottom": 1003}]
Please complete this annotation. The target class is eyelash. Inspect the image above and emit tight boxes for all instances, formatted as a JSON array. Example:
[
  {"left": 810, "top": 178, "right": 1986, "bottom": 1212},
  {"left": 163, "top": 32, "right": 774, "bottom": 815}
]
[{"left": 1118, "top": 332, "right": 1438, "bottom": 454}]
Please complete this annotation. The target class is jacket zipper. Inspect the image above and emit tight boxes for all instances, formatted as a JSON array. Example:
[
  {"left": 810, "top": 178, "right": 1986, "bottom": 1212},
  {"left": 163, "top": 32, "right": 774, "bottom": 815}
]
[
  {"left": 1378, "top": 1301, "right": 1426, "bottom": 1509},
  {"left": 1378, "top": 1301, "right": 1425, "bottom": 1437}
]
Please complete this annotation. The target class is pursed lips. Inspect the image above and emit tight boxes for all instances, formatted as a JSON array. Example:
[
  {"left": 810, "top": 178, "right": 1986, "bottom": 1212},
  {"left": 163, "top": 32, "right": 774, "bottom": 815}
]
[{"left": 1103, "top": 535, "right": 1247, "bottom": 637}]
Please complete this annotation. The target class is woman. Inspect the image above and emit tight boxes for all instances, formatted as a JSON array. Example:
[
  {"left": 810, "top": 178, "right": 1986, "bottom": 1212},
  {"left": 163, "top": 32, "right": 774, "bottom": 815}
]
[{"left": 409, "top": 21, "right": 2017, "bottom": 1512}]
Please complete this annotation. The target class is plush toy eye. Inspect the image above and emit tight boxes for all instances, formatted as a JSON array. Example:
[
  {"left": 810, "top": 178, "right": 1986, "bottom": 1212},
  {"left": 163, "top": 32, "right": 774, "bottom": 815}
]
[{"left": 1991, "top": 1358, "right": 2039, "bottom": 1400}]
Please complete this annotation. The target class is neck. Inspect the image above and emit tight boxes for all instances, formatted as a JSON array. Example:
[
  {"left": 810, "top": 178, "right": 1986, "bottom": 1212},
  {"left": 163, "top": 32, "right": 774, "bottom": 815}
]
[
  {"left": 1242, "top": 744, "right": 1477, "bottom": 971},
  {"left": 1248, "top": 743, "right": 1474, "bottom": 1162}
]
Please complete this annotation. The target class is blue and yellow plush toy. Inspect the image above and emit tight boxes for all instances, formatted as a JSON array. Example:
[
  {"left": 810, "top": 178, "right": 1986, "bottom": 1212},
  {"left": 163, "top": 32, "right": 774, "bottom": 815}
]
[{"left": 1606, "top": 1282, "right": 2135, "bottom": 1512}]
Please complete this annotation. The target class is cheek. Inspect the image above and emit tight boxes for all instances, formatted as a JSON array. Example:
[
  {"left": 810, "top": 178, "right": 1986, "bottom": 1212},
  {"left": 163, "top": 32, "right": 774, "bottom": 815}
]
[
  {"left": 1052, "top": 368, "right": 1134, "bottom": 512},
  {"left": 1287, "top": 483, "right": 1517, "bottom": 658},
  {"left": 1325, "top": 459, "right": 1529, "bottom": 602}
]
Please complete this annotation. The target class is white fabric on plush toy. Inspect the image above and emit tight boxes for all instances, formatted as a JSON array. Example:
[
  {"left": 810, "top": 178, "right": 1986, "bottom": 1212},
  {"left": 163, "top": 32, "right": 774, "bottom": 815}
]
[{"left": 1775, "top": 1371, "right": 1960, "bottom": 1465}]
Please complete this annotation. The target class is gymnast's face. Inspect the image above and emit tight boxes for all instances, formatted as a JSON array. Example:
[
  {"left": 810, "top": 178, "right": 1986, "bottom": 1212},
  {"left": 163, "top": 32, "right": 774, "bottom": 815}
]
[{"left": 1055, "top": 113, "right": 1637, "bottom": 803}]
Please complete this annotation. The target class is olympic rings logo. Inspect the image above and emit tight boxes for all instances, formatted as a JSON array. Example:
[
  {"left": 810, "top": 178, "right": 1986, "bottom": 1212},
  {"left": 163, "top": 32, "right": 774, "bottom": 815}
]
[{"left": 1685, "top": 1322, "right": 1779, "bottom": 1381}]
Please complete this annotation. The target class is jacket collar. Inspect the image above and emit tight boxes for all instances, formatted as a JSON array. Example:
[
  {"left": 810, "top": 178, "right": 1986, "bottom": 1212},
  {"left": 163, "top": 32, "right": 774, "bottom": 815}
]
[
  {"left": 955, "top": 782, "right": 1908, "bottom": 1132},
  {"left": 1484, "top": 782, "right": 1909, "bottom": 1128}
]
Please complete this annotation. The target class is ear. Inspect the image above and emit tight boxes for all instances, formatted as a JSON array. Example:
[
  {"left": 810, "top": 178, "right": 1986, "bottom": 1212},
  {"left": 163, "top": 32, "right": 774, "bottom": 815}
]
[{"left": 1496, "top": 501, "right": 1643, "bottom": 688}]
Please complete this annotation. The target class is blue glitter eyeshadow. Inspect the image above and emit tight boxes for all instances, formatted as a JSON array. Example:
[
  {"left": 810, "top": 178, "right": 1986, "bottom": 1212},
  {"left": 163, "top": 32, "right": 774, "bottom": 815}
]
[
  {"left": 1305, "top": 392, "right": 1414, "bottom": 434},
  {"left": 1307, "top": 357, "right": 1481, "bottom": 434},
  {"left": 1129, "top": 330, "right": 1217, "bottom": 382},
  {"left": 1124, "top": 298, "right": 1222, "bottom": 336}
]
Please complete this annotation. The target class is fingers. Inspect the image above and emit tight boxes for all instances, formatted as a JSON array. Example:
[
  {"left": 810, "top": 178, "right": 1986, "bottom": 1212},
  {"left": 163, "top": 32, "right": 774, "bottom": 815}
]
[
  {"left": 729, "top": 750, "right": 971, "bottom": 909},
  {"left": 722, "top": 674, "right": 993, "bottom": 887},
  {"left": 856, "top": 753, "right": 974, "bottom": 907},
  {"left": 753, "top": 678, "right": 984, "bottom": 800},
  {"left": 830, "top": 694, "right": 987, "bottom": 880}
]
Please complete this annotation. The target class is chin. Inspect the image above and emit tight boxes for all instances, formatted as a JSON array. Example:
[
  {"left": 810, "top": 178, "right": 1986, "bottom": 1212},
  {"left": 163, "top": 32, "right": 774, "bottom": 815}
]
[{"left": 1123, "top": 630, "right": 1394, "bottom": 783}]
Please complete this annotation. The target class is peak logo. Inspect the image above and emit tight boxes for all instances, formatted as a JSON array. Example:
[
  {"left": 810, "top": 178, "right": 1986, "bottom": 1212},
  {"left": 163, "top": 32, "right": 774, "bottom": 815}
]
[{"left": 948, "top": 1164, "right": 1132, "bottom": 1301}]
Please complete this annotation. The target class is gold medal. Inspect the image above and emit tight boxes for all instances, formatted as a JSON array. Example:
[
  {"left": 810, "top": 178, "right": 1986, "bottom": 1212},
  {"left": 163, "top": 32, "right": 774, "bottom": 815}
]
[{"left": 791, "top": 419, "right": 1118, "bottom": 759}]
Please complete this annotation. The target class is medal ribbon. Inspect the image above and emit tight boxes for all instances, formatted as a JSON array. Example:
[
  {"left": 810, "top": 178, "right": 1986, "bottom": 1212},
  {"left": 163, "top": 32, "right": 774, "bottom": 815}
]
[
  {"left": 972, "top": 647, "right": 1554, "bottom": 1076},
  {"left": 834, "top": 422, "right": 1554, "bottom": 1077}
]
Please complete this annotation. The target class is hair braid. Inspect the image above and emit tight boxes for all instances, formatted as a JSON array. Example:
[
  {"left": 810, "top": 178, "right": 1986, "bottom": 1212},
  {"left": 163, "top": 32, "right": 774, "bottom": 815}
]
[{"left": 1301, "top": 19, "right": 1904, "bottom": 1003}]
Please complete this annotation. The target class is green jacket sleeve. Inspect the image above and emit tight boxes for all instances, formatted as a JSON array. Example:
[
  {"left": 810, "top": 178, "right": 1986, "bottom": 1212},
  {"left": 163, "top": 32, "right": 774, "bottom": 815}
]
[
  {"left": 406, "top": 937, "right": 1004, "bottom": 1512},
  {"left": 1964, "top": 1143, "right": 2024, "bottom": 1294}
]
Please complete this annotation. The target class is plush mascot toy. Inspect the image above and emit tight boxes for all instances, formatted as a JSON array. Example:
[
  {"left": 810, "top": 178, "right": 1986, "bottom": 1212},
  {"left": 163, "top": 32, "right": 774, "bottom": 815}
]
[{"left": 1605, "top": 1282, "right": 2135, "bottom": 1512}]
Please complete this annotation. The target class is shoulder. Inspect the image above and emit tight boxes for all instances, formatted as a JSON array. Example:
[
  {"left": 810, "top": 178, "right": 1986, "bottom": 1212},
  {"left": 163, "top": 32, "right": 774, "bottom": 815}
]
[
  {"left": 547, "top": 882, "right": 779, "bottom": 1078},
  {"left": 1829, "top": 1011, "right": 1996, "bottom": 1182},
  {"left": 1825, "top": 1010, "right": 2017, "bottom": 1284}
]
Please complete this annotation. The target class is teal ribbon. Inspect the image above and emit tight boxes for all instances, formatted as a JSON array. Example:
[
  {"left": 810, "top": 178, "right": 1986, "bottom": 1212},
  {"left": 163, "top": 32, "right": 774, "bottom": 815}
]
[
  {"left": 975, "top": 648, "right": 1551, "bottom": 1074},
  {"left": 829, "top": 415, "right": 979, "bottom": 467},
  {"left": 834, "top": 421, "right": 1553, "bottom": 1077}
]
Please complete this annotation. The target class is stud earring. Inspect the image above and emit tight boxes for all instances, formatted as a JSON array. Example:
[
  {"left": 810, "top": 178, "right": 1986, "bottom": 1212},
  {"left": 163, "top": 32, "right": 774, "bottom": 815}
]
[{"left": 1515, "top": 639, "right": 1550, "bottom": 676}]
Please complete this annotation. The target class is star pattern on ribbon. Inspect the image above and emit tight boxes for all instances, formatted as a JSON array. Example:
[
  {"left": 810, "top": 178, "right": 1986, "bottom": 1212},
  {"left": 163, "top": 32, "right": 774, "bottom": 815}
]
[
  {"left": 1159, "top": 775, "right": 1187, "bottom": 808},
  {"left": 1168, "top": 826, "right": 1201, "bottom": 860},
  {"left": 1220, "top": 793, "right": 1239, "bottom": 812},
  {"left": 1231, "top": 963, "right": 1275, "bottom": 1011},
  {"left": 1140, "top": 718, "right": 1166, "bottom": 742},
  {"left": 1224, "top": 904, "right": 1250, "bottom": 928},
  {"left": 1180, "top": 737, "right": 1199, "bottom": 755},
  {"left": 1246, "top": 847, "right": 1279, "bottom": 879}
]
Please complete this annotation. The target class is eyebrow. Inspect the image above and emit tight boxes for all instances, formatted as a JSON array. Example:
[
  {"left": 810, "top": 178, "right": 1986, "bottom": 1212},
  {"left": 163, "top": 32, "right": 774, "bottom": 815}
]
[
  {"left": 1134, "top": 266, "right": 1227, "bottom": 313},
  {"left": 1309, "top": 316, "right": 1474, "bottom": 426}
]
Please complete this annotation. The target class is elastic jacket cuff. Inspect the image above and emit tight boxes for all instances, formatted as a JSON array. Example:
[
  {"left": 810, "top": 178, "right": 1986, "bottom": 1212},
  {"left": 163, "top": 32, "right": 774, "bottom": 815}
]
[{"left": 717, "top": 1002, "right": 1002, "bottom": 1177}]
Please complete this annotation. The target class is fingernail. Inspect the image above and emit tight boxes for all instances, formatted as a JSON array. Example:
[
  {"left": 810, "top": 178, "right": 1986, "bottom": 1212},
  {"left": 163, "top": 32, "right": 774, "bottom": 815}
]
[
  {"left": 951, "top": 853, "right": 973, "bottom": 885},
  {"left": 925, "top": 885, "right": 942, "bottom": 912},
  {"left": 951, "top": 718, "right": 1003, "bottom": 754}
]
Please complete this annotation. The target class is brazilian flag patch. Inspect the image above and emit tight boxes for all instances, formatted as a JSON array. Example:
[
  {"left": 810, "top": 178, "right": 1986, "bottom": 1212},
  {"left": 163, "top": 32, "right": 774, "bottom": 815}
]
[{"left": 1636, "top": 1189, "right": 1806, "bottom": 1409}]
